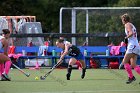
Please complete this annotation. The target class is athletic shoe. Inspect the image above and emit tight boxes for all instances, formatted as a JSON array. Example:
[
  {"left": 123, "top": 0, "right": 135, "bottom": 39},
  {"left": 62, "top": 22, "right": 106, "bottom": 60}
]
[
  {"left": 126, "top": 76, "right": 136, "bottom": 84},
  {"left": 66, "top": 73, "right": 70, "bottom": 80},
  {"left": 2, "top": 73, "right": 11, "bottom": 81},
  {"left": 0, "top": 76, "right": 7, "bottom": 81},
  {"left": 81, "top": 68, "right": 86, "bottom": 79}
]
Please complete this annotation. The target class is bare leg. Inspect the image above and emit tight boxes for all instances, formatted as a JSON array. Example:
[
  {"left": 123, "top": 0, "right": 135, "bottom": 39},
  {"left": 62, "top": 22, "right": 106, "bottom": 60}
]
[
  {"left": 0, "top": 54, "right": 11, "bottom": 81},
  {"left": 130, "top": 55, "right": 137, "bottom": 68},
  {"left": 79, "top": 60, "right": 86, "bottom": 79},
  {"left": 79, "top": 60, "right": 86, "bottom": 69},
  {"left": 0, "top": 54, "right": 11, "bottom": 63}
]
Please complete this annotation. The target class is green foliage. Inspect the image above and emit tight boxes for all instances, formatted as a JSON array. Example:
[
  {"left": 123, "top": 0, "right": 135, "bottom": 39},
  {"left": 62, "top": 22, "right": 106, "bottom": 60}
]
[
  {"left": 0, "top": 0, "right": 140, "bottom": 34},
  {"left": 76, "top": 10, "right": 124, "bottom": 34},
  {"left": 114, "top": 0, "right": 140, "bottom": 7}
]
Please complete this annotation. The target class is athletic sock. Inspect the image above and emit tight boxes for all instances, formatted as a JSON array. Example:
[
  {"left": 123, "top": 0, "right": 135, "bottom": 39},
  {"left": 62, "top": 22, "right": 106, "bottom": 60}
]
[
  {"left": 134, "top": 65, "right": 140, "bottom": 75},
  {"left": 0, "top": 63, "right": 4, "bottom": 76},
  {"left": 4, "top": 61, "right": 12, "bottom": 75},
  {"left": 81, "top": 68, "right": 86, "bottom": 79},
  {"left": 67, "top": 65, "right": 72, "bottom": 75},
  {"left": 124, "top": 63, "right": 134, "bottom": 79},
  {"left": 66, "top": 65, "right": 72, "bottom": 80}
]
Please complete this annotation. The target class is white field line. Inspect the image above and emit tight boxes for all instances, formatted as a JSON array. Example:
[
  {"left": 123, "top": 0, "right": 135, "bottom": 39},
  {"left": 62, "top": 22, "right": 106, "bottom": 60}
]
[{"left": 29, "top": 90, "right": 140, "bottom": 93}]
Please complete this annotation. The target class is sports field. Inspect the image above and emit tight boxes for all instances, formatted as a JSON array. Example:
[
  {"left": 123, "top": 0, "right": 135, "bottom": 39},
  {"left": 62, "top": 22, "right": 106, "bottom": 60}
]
[{"left": 0, "top": 69, "right": 140, "bottom": 93}]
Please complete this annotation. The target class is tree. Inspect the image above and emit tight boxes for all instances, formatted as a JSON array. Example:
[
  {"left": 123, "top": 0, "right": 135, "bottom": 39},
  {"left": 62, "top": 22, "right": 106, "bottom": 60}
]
[{"left": 114, "top": 0, "right": 140, "bottom": 7}]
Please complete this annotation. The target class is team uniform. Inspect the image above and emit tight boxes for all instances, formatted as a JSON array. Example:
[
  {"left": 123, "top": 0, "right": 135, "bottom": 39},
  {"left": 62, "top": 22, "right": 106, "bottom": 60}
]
[
  {"left": 125, "top": 23, "right": 140, "bottom": 55},
  {"left": 63, "top": 41, "right": 86, "bottom": 80},
  {"left": 68, "top": 45, "right": 84, "bottom": 60},
  {"left": 123, "top": 23, "right": 140, "bottom": 84},
  {"left": 0, "top": 35, "right": 11, "bottom": 81}
]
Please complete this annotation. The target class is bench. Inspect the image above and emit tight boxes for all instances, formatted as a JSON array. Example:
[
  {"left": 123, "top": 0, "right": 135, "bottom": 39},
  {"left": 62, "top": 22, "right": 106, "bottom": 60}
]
[
  {"left": 16, "top": 46, "right": 128, "bottom": 68},
  {"left": 15, "top": 46, "right": 63, "bottom": 68},
  {"left": 81, "top": 46, "right": 126, "bottom": 68},
  {"left": 0, "top": 46, "right": 127, "bottom": 68}
]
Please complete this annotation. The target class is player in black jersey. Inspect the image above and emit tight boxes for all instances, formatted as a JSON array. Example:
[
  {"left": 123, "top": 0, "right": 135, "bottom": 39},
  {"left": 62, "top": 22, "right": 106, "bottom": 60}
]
[{"left": 56, "top": 39, "right": 86, "bottom": 80}]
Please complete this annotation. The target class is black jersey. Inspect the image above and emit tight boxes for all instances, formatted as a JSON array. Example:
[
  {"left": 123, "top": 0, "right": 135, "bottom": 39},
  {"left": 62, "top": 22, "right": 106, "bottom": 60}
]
[{"left": 68, "top": 45, "right": 80, "bottom": 57}]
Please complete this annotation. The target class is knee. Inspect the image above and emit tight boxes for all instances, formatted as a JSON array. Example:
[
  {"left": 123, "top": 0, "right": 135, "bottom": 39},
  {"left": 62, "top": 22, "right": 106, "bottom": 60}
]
[
  {"left": 69, "top": 58, "right": 76, "bottom": 65},
  {"left": 131, "top": 64, "right": 136, "bottom": 68},
  {"left": 69, "top": 61, "right": 73, "bottom": 65},
  {"left": 68, "top": 65, "right": 72, "bottom": 68},
  {"left": 79, "top": 60, "right": 84, "bottom": 63},
  {"left": 5, "top": 57, "right": 11, "bottom": 62}
]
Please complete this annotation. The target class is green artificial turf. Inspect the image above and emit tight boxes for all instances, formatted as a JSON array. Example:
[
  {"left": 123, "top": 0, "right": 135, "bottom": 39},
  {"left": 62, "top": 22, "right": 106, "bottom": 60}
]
[{"left": 0, "top": 68, "right": 140, "bottom": 93}]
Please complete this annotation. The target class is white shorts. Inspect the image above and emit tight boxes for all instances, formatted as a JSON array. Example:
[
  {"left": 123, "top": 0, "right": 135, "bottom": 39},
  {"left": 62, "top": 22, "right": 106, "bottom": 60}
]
[{"left": 126, "top": 45, "right": 140, "bottom": 55}]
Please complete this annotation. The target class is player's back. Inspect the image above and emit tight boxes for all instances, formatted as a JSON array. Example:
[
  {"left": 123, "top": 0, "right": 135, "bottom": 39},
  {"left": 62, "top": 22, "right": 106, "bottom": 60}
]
[{"left": 125, "top": 23, "right": 139, "bottom": 47}]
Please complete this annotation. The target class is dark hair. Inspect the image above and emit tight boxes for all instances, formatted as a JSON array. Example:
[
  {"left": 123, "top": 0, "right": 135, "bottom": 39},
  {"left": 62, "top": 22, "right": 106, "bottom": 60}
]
[
  {"left": 2, "top": 29, "right": 10, "bottom": 35},
  {"left": 56, "top": 39, "right": 64, "bottom": 43}
]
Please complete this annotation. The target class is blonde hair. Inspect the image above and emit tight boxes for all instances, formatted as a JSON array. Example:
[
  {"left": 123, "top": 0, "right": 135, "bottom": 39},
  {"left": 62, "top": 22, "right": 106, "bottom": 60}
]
[
  {"left": 121, "top": 13, "right": 131, "bottom": 22},
  {"left": 56, "top": 39, "right": 64, "bottom": 43}
]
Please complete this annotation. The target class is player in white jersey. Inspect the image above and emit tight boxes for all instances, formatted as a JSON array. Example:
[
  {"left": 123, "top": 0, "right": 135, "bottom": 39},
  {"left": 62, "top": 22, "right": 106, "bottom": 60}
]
[
  {"left": 120, "top": 13, "right": 140, "bottom": 84},
  {"left": 0, "top": 29, "right": 12, "bottom": 81}
]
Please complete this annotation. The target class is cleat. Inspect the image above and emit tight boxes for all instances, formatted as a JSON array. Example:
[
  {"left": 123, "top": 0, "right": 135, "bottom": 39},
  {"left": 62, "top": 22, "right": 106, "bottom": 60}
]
[
  {"left": 66, "top": 73, "right": 70, "bottom": 80},
  {"left": 0, "top": 77, "right": 7, "bottom": 81},
  {"left": 2, "top": 73, "right": 11, "bottom": 81},
  {"left": 126, "top": 76, "right": 136, "bottom": 84},
  {"left": 81, "top": 68, "right": 86, "bottom": 79}
]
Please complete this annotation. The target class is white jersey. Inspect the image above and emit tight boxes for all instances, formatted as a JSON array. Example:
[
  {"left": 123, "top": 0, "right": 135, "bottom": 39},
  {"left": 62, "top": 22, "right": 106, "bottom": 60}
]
[
  {"left": 0, "top": 36, "right": 4, "bottom": 49},
  {"left": 0, "top": 35, "right": 5, "bottom": 40},
  {"left": 64, "top": 41, "right": 71, "bottom": 45},
  {"left": 125, "top": 23, "right": 139, "bottom": 47},
  {"left": 125, "top": 23, "right": 140, "bottom": 55}
]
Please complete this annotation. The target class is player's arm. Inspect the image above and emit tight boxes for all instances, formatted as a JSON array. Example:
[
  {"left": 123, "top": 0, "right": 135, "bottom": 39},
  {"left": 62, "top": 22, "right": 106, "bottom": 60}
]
[
  {"left": 57, "top": 43, "right": 71, "bottom": 65},
  {"left": 125, "top": 23, "right": 133, "bottom": 39},
  {"left": 59, "top": 43, "right": 70, "bottom": 60}
]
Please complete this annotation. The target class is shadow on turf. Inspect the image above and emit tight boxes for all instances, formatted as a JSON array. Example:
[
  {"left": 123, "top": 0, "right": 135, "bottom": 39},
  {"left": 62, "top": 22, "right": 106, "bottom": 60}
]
[
  {"left": 107, "top": 69, "right": 140, "bottom": 87},
  {"left": 11, "top": 80, "right": 62, "bottom": 83},
  {"left": 38, "top": 69, "right": 67, "bottom": 86}
]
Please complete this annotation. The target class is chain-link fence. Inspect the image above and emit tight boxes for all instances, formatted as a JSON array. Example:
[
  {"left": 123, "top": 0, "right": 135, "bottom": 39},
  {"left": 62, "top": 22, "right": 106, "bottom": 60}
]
[
  {"left": 10, "top": 33, "right": 127, "bottom": 46},
  {"left": 61, "top": 7, "right": 140, "bottom": 46}
]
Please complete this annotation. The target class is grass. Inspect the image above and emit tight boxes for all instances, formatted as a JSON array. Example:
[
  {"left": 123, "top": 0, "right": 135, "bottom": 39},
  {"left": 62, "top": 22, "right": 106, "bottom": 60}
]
[{"left": 0, "top": 68, "right": 140, "bottom": 93}]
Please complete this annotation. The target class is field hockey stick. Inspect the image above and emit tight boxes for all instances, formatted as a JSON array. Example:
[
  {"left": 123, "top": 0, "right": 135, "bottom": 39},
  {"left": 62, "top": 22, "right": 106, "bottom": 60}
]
[
  {"left": 119, "top": 38, "right": 128, "bottom": 69},
  {"left": 12, "top": 63, "right": 30, "bottom": 77},
  {"left": 40, "top": 59, "right": 63, "bottom": 80}
]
